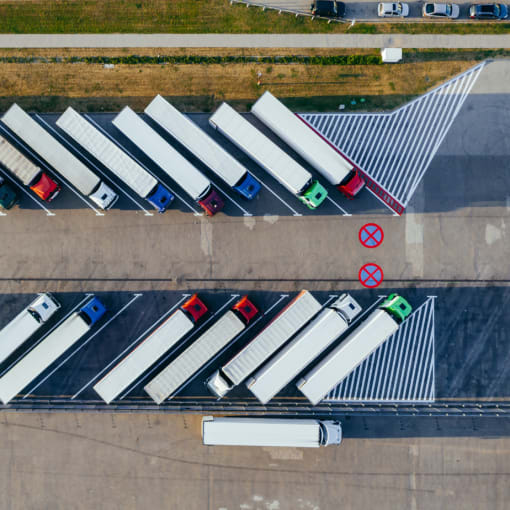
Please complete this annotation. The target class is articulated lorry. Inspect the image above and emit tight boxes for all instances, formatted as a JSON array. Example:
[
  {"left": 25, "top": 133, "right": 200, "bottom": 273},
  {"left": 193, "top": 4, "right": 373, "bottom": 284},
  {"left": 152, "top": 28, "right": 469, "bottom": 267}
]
[
  {"left": 145, "top": 95, "right": 261, "bottom": 200},
  {"left": 0, "top": 297, "right": 106, "bottom": 405},
  {"left": 0, "top": 133, "right": 60, "bottom": 202},
  {"left": 246, "top": 294, "right": 361, "bottom": 404},
  {"left": 56, "top": 107, "right": 173, "bottom": 212},
  {"left": 251, "top": 91, "right": 365, "bottom": 199},
  {"left": 297, "top": 294, "right": 413, "bottom": 405},
  {"left": 93, "top": 294, "right": 208, "bottom": 404},
  {"left": 209, "top": 102, "right": 328, "bottom": 209},
  {"left": 113, "top": 106, "right": 224, "bottom": 216},
  {"left": 145, "top": 296, "right": 258, "bottom": 404},
  {"left": 202, "top": 417, "right": 342, "bottom": 448},
  {"left": 2, "top": 105, "right": 117, "bottom": 209},
  {"left": 206, "top": 290, "right": 322, "bottom": 398},
  {"left": 0, "top": 294, "right": 61, "bottom": 365}
]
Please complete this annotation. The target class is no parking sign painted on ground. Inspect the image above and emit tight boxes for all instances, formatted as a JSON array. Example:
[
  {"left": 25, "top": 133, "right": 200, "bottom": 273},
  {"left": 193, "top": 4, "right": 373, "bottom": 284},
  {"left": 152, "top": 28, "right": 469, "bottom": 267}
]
[
  {"left": 359, "top": 263, "right": 384, "bottom": 288},
  {"left": 359, "top": 223, "right": 384, "bottom": 248}
]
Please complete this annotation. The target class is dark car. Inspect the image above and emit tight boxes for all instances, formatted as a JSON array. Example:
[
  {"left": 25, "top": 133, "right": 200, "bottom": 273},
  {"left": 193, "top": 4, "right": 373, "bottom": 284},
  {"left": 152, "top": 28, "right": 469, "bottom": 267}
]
[
  {"left": 469, "top": 3, "right": 508, "bottom": 18},
  {"left": 0, "top": 176, "right": 19, "bottom": 210},
  {"left": 310, "top": 1, "right": 346, "bottom": 18}
]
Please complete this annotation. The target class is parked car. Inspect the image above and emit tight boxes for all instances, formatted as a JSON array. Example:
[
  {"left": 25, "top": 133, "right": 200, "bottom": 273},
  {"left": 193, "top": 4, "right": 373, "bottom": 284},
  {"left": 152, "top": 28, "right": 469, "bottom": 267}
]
[
  {"left": 469, "top": 3, "right": 508, "bottom": 18},
  {"left": 310, "top": 0, "right": 346, "bottom": 18},
  {"left": 422, "top": 2, "right": 460, "bottom": 17},
  {"left": 378, "top": 2, "right": 410, "bottom": 17},
  {"left": 0, "top": 176, "right": 19, "bottom": 210}
]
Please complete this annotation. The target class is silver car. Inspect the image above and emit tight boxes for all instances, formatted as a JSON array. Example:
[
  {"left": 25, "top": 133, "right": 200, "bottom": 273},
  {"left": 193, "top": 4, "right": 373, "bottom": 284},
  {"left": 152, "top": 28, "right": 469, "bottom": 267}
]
[
  {"left": 378, "top": 2, "right": 410, "bottom": 16},
  {"left": 422, "top": 2, "right": 460, "bottom": 18}
]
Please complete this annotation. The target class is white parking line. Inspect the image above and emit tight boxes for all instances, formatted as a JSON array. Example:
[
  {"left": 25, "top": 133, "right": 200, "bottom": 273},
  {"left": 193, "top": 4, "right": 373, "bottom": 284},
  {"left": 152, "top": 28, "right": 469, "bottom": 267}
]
[
  {"left": 213, "top": 181, "right": 253, "bottom": 217},
  {"left": 119, "top": 294, "right": 240, "bottom": 399},
  {"left": 257, "top": 178, "right": 302, "bottom": 216},
  {"left": 84, "top": 114, "right": 203, "bottom": 216},
  {"left": 0, "top": 294, "right": 94, "bottom": 379},
  {"left": 71, "top": 293, "right": 191, "bottom": 399},
  {"left": 22, "top": 293, "right": 143, "bottom": 398},
  {"left": 326, "top": 195, "right": 350, "bottom": 216}
]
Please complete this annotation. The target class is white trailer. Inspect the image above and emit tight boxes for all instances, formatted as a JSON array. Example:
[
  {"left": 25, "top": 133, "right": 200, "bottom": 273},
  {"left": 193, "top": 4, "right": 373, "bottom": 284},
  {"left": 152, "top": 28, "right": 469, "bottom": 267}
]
[
  {"left": 112, "top": 106, "right": 224, "bottom": 216},
  {"left": 0, "top": 135, "right": 42, "bottom": 186},
  {"left": 297, "top": 294, "right": 413, "bottom": 405},
  {"left": 2, "top": 104, "right": 117, "bottom": 209},
  {"left": 0, "top": 294, "right": 61, "bottom": 365},
  {"left": 0, "top": 297, "right": 105, "bottom": 405},
  {"left": 251, "top": 91, "right": 365, "bottom": 199},
  {"left": 56, "top": 107, "right": 173, "bottom": 212},
  {"left": 144, "top": 95, "right": 261, "bottom": 200},
  {"left": 209, "top": 102, "right": 328, "bottom": 210},
  {"left": 202, "top": 417, "right": 342, "bottom": 447},
  {"left": 206, "top": 290, "right": 322, "bottom": 398},
  {"left": 93, "top": 310, "right": 199, "bottom": 404},
  {"left": 145, "top": 297, "right": 257, "bottom": 404},
  {"left": 246, "top": 294, "right": 361, "bottom": 404}
]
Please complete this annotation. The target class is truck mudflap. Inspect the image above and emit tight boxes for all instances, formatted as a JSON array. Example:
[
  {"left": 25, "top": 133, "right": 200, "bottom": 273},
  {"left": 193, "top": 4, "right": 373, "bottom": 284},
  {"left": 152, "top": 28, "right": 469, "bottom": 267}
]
[
  {"left": 79, "top": 297, "right": 107, "bottom": 327},
  {"left": 337, "top": 170, "right": 365, "bottom": 199},
  {"left": 146, "top": 183, "right": 174, "bottom": 213},
  {"left": 198, "top": 187, "right": 225, "bottom": 216},
  {"left": 233, "top": 172, "right": 261, "bottom": 200}
]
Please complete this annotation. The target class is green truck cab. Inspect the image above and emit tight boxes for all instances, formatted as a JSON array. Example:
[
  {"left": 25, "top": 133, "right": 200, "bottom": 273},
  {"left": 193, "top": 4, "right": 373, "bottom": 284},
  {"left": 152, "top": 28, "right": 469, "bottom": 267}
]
[
  {"left": 0, "top": 177, "right": 19, "bottom": 210},
  {"left": 299, "top": 180, "right": 328, "bottom": 209},
  {"left": 380, "top": 293, "right": 412, "bottom": 324}
]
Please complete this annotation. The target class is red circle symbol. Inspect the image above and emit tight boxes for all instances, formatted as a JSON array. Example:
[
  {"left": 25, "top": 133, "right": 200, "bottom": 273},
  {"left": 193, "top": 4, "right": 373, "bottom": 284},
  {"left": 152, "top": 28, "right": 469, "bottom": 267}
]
[
  {"left": 359, "top": 223, "right": 384, "bottom": 248},
  {"left": 359, "top": 263, "right": 384, "bottom": 288}
]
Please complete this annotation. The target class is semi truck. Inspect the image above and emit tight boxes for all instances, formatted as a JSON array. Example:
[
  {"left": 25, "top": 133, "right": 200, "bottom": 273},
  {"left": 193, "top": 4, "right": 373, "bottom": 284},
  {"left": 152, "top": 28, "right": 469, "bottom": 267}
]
[
  {"left": 202, "top": 417, "right": 342, "bottom": 448},
  {"left": 144, "top": 95, "right": 261, "bottom": 200},
  {"left": 144, "top": 296, "right": 259, "bottom": 404},
  {"left": 251, "top": 91, "right": 365, "bottom": 199},
  {"left": 0, "top": 175, "right": 19, "bottom": 210},
  {"left": 2, "top": 105, "right": 117, "bottom": 209},
  {"left": 206, "top": 290, "right": 322, "bottom": 398},
  {"left": 0, "top": 294, "right": 61, "bottom": 365},
  {"left": 93, "top": 294, "right": 208, "bottom": 404},
  {"left": 112, "top": 106, "right": 224, "bottom": 216},
  {"left": 246, "top": 294, "right": 362, "bottom": 405},
  {"left": 0, "top": 133, "right": 60, "bottom": 202},
  {"left": 297, "top": 294, "right": 413, "bottom": 405},
  {"left": 209, "top": 102, "right": 328, "bottom": 209},
  {"left": 0, "top": 297, "right": 106, "bottom": 405},
  {"left": 56, "top": 107, "right": 173, "bottom": 212}
]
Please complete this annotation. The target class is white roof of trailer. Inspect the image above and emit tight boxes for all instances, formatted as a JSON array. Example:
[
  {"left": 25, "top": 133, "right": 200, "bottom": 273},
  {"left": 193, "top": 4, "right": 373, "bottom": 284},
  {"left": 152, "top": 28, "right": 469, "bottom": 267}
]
[
  {"left": 0, "top": 310, "right": 40, "bottom": 365},
  {"left": 0, "top": 135, "right": 41, "bottom": 185}
]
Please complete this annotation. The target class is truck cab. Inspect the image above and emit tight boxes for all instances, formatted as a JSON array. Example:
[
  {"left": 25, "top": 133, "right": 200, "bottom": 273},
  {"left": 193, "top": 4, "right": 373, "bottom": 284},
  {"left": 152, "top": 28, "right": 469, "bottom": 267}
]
[
  {"left": 89, "top": 181, "right": 119, "bottom": 210},
  {"left": 146, "top": 184, "right": 174, "bottom": 213},
  {"left": 300, "top": 180, "right": 328, "bottom": 209},
  {"left": 28, "top": 293, "right": 61, "bottom": 323},
  {"left": 0, "top": 176, "right": 19, "bottom": 210},
  {"left": 181, "top": 294, "right": 208, "bottom": 323},
  {"left": 380, "top": 293, "right": 412, "bottom": 323},
  {"left": 233, "top": 173, "right": 261, "bottom": 200},
  {"left": 338, "top": 170, "right": 365, "bottom": 199},
  {"left": 79, "top": 297, "right": 107, "bottom": 326},
  {"left": 30, "top": 172, "right": 61, "bottom": 201},
  {"left": 198, "top": 187, "right": 225, "bottom": 216},
  {"left": 232, "top": 296, "right": 259, "bottom": 325},
  {"left": 332, "top": 294, "right": 362, "bottom": 323},
  {"left": 319, "top": 420, "right": 343, "bottom": 445}
]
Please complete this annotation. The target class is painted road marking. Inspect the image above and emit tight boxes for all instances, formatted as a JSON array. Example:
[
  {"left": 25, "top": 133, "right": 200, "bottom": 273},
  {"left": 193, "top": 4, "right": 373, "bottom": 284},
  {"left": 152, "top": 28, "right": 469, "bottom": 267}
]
[
  {"left": 325, "top": 296, "right": 435, "bottom": 403},
  {"left": 84, "top": 114, "right": 203, "bottom": 216},
  {"left": 359, "top": 223, "right": 384, "bottom": 248},
  {"left": 301, "top": 63, "right": 486, "bottom": 214},
  {"left": 256, "top": 178, "right": 302, "bottom": 216},
  {"left": 326, "top": 196, "right": 350, "bottom": 216},
  {"left": 118, "top": 294, "right": 240, "bottom": 400},
  {"left": 70, "top": 293, "right": 191, "bottom": 399},
  {"left": 0, "top": 294, "right": 94, "bottom": 380},
  {"left": 22, "top": 293, "right": 142, "bottom": 398},
  {"left": 359, "top": 263, "right": 384, "bottom": 288},
  {"left": 0, "top": 124, "right": 56, "bottom": 216}
]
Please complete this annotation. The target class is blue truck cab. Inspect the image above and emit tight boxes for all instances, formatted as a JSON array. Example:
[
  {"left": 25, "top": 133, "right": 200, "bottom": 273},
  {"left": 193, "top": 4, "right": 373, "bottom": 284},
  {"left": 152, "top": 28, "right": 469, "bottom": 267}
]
[
  {"left": 79, "top": 297, "right": 107, "bottom": 327},
  {"left": 146, "top": 184, "right": 174, "bottom": 213},
  {"left": 234, "top": 172, "right": 261, "bottom": 200}
]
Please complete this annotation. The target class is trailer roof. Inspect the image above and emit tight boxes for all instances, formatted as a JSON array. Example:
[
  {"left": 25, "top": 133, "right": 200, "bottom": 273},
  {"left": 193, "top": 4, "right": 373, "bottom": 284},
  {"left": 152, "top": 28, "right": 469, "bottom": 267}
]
[
  {"left": 56, "top": 107, "right": 157, "bottom": 198},
  {"left": 113, "top": 106, "right": 210, "bottom": 201},
  {"left": 145, "top": 95, "right": 248, "bottom": 187},
  {"left": 2, "top": 104, "right": 100, "bottom": 195},
  {"left": 209, "top": 103, "right": 312, "bottom": 195},
  {"left": 0, "top": 135, "right": 41, "bottom": 185}
]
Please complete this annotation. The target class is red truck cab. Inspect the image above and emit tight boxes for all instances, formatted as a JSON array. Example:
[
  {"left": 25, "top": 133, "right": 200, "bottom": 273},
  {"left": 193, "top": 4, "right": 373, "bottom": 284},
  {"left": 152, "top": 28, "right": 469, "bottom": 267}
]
[
  {"left": 232, "top": 296, "right": 259, "bottom": 325},
  {"left": 181, "top": 294, "right": 208, "bottom": 323},
  {"left": 31, "top": 172, "right": 61, "bottom": 201},
  {"left": 198, "top": 188, "right": 225, "bottom": 216},
  {"left": 337, "top": 169, "right": 365, "bottom": 199}
]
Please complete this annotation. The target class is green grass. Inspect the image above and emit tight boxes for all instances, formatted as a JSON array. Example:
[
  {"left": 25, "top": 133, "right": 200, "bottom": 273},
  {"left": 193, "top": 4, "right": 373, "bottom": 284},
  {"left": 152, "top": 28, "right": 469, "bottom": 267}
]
[{"left": 0, "top": 0, "right": 509, "bottom": 34}]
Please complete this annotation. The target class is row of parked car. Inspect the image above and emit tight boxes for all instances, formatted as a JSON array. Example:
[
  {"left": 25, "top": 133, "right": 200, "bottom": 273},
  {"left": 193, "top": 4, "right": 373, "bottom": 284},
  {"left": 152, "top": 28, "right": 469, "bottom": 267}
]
[{"left": 311, "top": 0, "right": 509, "bottom": 19}]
